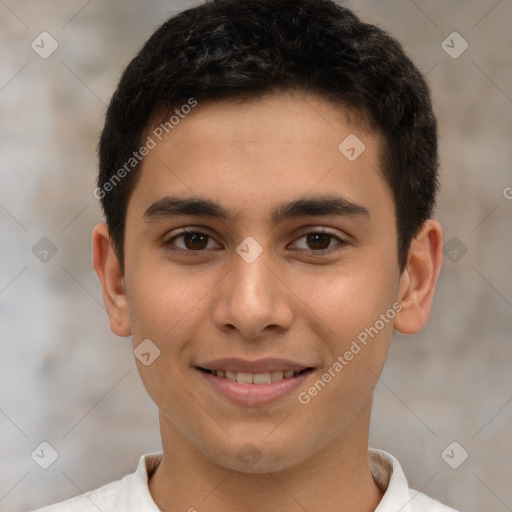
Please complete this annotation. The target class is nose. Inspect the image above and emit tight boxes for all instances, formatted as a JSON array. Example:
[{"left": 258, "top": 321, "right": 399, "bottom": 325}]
[{"left": 211, "top": 242, "right": 294, "bottom": 340}]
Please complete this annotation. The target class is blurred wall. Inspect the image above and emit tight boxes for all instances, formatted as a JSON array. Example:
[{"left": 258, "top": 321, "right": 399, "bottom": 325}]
[{"left": 1, "top": 1, "right": 511, "bottom": 510}]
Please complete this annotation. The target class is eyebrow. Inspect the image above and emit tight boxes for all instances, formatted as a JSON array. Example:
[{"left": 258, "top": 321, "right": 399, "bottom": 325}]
[{"left": 143, "top": 194, "right": 371, "bottom": 225}]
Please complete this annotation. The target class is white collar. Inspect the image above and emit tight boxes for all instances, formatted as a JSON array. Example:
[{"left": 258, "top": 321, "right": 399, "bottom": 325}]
[{"left": 108, "top": 448, "right": 455, "bottom": 511}]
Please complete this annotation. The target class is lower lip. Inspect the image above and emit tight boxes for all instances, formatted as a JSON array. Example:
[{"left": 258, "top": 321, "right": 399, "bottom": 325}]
[{"left": 197, "top": 368, "right": 314, "bottom": 407}]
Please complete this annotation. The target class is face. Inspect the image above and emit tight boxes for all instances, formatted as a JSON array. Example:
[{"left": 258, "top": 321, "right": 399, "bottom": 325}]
[{"left": 99, "top": 92, "right": 409, "bottom": 472}]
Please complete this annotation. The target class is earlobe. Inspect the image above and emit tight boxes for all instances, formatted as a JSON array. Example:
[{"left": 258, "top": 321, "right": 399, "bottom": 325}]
[
  {"left": 394, "top": 220, "right": 443, "bottom": 335},
  {"left": 92, "top": 223, "right": 132, "bottom": 337}
]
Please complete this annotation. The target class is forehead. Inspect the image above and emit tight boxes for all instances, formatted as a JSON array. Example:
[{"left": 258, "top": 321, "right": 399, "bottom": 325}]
[
  {"left": 128, "top": 92, "right": 393, "bottom": 227},
  {"left": 149, "top": 93, "right": 374, "bottom": 163}
]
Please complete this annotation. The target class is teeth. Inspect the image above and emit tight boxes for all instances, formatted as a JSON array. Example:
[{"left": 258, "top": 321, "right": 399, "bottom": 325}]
[
  {"left": 270, "top": 370, "right": 284, "bottom": 382},
  {"left": 236, "top": 372, "right": 253, "bottom": 384},
  {"left": 225, "top": 370, "right": 237, "bottom": 382},
  {"left": 253, "top": 372, "right": 271, "bottom": 384},
  {"left": 211, "top": 369, "right": 303, "bottom": 384}
]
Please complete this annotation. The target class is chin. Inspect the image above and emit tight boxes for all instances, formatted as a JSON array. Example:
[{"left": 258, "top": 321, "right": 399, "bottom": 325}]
[{"left": 206, "top": 437, "right": 309, "bottom": 474}]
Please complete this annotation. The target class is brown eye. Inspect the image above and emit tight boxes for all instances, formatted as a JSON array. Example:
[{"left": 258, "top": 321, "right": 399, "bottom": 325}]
[
  {"left": 165, "top": 230, "right": 221, "bottom": 253},
  {"left": 305, "top": 233, "right": 332, "bottom": 250},
  {"left": 182, "top": 232, "right": 209, "bottom": 250},
  {"left": 290, "top": 230, "right": 347, "bottom": 254}
]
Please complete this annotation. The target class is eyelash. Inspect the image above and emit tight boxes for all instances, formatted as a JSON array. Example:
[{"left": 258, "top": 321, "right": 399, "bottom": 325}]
[{"left": 163, "top": 228, "right": 348, "bottom": 256}]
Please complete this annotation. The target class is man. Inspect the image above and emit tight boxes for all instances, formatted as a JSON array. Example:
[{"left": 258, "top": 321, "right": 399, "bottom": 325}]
[{"left": 35, "top": 0, "right": 458, "bottom": 510}]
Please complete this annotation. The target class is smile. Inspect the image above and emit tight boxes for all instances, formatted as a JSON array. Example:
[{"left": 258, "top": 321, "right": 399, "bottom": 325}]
[
  {"left": 198, "top": 368, "right": 312, "bottom": 384},
  {"left": 196, "top": 365, "right": 315, "bottom": 407}
]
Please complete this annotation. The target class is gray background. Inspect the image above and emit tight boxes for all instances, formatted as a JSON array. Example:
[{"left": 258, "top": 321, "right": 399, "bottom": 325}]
[{"left": 1, "top": 1, "right": 511, "bottom": 510}]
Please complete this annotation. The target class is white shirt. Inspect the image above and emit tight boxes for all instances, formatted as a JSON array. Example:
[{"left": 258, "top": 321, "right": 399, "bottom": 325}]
[{"left": 32, "top": 448, "right": 459, "bottom": 511}]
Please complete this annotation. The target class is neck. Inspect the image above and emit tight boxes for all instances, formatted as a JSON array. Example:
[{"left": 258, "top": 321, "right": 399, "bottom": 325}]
[{"left": 149, "top": 409, "right": 383, "bottom": 512}]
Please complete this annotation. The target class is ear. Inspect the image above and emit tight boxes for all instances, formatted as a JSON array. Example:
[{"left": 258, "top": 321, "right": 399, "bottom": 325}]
[
  {"left": 394, "top": 220, "right": 443, "bottom": 334},
  {"left": 92, "top": 223, "right": 131, "bottom": 337}
]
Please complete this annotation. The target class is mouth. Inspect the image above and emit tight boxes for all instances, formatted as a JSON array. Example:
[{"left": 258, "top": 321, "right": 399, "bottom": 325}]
[
  {"left": 195, "top": 360, "right": 316, "bottom": 407},
  {"left": 197, "top": 367, "right": 314, "bottom": 384}
]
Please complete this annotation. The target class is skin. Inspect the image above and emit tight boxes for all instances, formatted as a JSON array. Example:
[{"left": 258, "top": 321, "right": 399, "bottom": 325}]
[{"left": 93, "top": 91, "right": 443, "bottom": 512}]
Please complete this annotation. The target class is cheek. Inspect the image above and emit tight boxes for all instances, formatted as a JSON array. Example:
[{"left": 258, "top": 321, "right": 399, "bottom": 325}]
[
  {"left": 297, "top": 263, "right": 398, "bottom": 340},
  {"left": 125, "top": 266, "right": 204, "bottom": 412},
  {"left": 293, "top": 263, "right": 398, "bottom": 401},
  {"left": 126, "top": 249, "right": 208, "bottom": 339}
]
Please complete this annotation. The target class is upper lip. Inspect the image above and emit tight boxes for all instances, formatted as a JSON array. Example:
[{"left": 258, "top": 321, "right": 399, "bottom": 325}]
[{"left": 196, "top": 357, "right": 314, "bottom": 373}]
